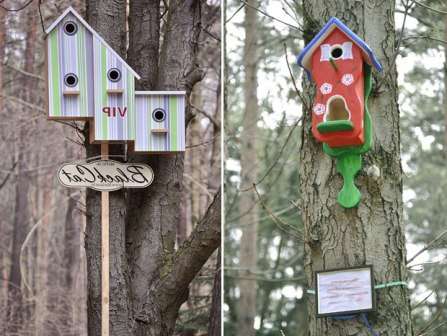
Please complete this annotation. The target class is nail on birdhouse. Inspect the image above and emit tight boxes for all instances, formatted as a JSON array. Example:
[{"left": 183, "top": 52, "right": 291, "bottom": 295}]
[
  {"left": 297, "top": 17, "right": 382, "bottom": 208},
  {"left": 45, "top": 7, "right": 185, "bottom": 153}
]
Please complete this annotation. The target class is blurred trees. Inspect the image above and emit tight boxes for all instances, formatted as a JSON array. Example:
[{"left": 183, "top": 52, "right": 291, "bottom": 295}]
[{"left": 224, "top": 1, "right": 305, "bottom": 335}]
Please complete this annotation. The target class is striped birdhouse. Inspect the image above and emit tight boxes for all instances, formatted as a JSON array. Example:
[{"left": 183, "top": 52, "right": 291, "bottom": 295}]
[
  {"left": 45, "top": 7, "right": 185, "bottom": 153},
  {"left": 134, "top": 92, "right": 186, "bottom": 152}
]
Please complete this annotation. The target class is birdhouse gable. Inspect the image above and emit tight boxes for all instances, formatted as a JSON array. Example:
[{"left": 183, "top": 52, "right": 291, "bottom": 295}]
[
  {"left": 297, "top": 17, "right": 382, "bottom": 79},
  {"left": 45, "top": 7, "right": 140, "bottom": 80}
]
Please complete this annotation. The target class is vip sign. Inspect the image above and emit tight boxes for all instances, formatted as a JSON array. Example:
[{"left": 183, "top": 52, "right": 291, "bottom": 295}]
[
  {"left": 45, "top": 7, "right": 185, "bottom": 153},
  {"left": 58, "top": 160, "right": 154, "bottom": 191},
  {"left": 297, "top": 18, "right": 382, "bottom": 208}
]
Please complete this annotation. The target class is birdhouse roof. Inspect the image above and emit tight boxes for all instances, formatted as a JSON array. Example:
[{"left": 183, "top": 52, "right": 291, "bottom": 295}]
[
  {"left": 45, "top": 7, "right": 141, "bottom": 80},
  {"left": 297, "top": 17, "right": 382, "bottom": 78}
]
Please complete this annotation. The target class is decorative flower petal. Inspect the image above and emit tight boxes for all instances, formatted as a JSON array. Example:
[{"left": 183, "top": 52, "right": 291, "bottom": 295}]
[
  {"left": 342, "top": 73, "right": 354, "bottom": 86},
  {"left": 320, "top": 83, "right": 332, "bottom": 95},
  {"left": 313, "top": 103, "right": 326, "bottom": 116}
]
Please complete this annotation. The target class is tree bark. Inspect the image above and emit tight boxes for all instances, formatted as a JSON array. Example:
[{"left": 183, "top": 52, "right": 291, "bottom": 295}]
[
  {"left": 299, "top": 1, "right": 413, "bottom": 335},
  {"left": 237, "top": 2, "right": 259, "bottom": 335},
  {"left": 7, "top": 5, "right": 37, "bottom": 334},
  {"left": 84, "top": 1, "right": 130, "bottom": 335},
  {"left": 208, "top": 248, "right": 222, "bottom": 336},
  {"left": 82, "top": 1, "right": 220, "bottom": 335}
]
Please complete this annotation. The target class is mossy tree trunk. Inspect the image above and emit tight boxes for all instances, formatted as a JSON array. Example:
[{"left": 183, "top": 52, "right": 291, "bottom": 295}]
[{"left": 299, "top": 1, "right": 414, "bottom": 335}]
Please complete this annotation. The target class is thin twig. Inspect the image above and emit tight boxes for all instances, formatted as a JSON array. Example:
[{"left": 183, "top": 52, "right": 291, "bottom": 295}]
[
  {"left": 412, "top": 291, "right": 434, "bottom": 311},
  {"left": 407, "top": 229, "right": 447, "bottom": 265},
  {"left": 253, "top": 184, "right": 303, "bottom": 241},
  {"left": 414, "top": 0, "right": 447, "bottom": 14},
  {"left": 38, "top": 0, "right": 46, "bottom": 36},
  {"left": 226, "top": 3, "right": 245, "bottom": 23},
  {"left": 0, "top": 161, "right": 17, "bottom": 189},
  {"left": 403, "top": 35, "right": 447, "bottom": 44},
  {"left": 376, "top": 0, "right": 416, "bottom": 91},
  {"left": 240, "top": 116, "right": 302, "bottom": 192},
  {"left": 239, "top": 0, "right": 303, "bottom": 32},
  {"left": 284, "top": 42, "right": 310, "bottom": 112},
  {"left": 0, "top": 0, "right": 34, "bottom": 11},
  {"left": 416, "top": 296, "right": 447, "bottom": 335}
]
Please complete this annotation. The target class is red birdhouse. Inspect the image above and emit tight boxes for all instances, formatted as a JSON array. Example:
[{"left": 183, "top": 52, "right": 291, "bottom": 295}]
[{"left": 297, "top": 18, "right": 382, "bottom": 148}]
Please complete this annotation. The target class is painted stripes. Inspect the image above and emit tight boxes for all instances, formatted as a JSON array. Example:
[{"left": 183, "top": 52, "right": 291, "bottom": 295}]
[
  {"left": 93, "top": 36, "right": 135, "bottom": 141},
  {"left": 135, "top": 94, "right": 185, "bottom": 152},
  {"left": 48, "top": 14, "right": 92, "bottom": 118},
  {"left": 47, "top": 16, "right": 185, "bottom": 152}
]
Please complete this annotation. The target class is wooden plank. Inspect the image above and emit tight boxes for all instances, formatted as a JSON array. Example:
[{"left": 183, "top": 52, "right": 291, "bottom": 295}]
[
  {"left": 101, "top": 143, "right": 109, "bottom": 336},
  {"left": 63, "top": 90, "right": 80, "bottom": 95},
  {"left": 151, "top": 128, "right": 169, "bottom": 133},
  {"left": 107, "top": 89, "right": 124, "bottom": 94}
]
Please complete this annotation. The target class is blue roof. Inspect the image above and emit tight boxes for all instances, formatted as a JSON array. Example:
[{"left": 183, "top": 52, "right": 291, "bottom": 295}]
[{"left": 296, "top": 17, "right": 382, "bottom": 79}]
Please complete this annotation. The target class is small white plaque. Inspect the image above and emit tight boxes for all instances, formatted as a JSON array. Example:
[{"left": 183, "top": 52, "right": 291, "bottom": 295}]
[{"left": 315, "top": 266, "right": 374, "bottom": 317}]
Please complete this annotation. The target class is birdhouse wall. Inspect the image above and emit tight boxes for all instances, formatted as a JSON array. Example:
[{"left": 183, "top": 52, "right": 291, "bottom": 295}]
[
  {"left": 134, "top": 94, "right": 185, "bottom": 152},
  {"left": 310, "top": 28, "right": 365, "bottom": 147},
  {"left": 47, "top": 13, "right": 94, "bottom": 118},
  {"left": 93, "top": 36, "right": 136, "bottom": 141}
]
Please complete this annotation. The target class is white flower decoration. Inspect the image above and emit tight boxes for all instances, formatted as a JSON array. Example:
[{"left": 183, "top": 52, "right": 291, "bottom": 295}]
[
  {"left": 313, "top": 103, "right": 326, "bottom": 116},
  {"left": 342, "top": 73, "right": 354, "bottom": 86},
  {"left": 320, "top": 83, "right": 332, "bottom": 95}
]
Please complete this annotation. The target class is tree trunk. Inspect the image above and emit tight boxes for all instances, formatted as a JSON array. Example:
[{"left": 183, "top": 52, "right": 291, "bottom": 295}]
[
  {"left": 237, "top": 2, "right": 259, "bottom": 335},
  {"left": 7, "top": 5, "right": 37, "bottom": 334},
  {"left": 84, "top": 1, "right": 130, "bottom": 335},
  {"left": 82, "top": 1, "right": 221, "bottom": 335},
  {"left": 299, "top": 1, "right": 413, "bottom": 335},
  {"left": 208, "top": 248, "right": 221, "bottom": 336}
]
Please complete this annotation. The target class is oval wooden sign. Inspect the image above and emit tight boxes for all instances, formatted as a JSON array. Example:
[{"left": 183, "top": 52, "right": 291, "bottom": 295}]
[{"left": 58, "top": 159, "right": 154, "bottom": 191}]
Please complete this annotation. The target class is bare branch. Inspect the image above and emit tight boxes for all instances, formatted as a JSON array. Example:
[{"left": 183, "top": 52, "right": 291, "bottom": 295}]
[
  {"left": 414, "top": 0, "right": 447, "bottom": 14},
  {"left": 253, "top": 184, "right": 303, "bottom": 241},
  {"left": 376, "top": 0, "right": 416, "bottom": 91},
  {"left": 239, "top": 0, "right": 303, "bottom": 32},
  {"left": 407, "top": 229, "right": 447, "bottom": 265},
  {"left": 284, "top": 42, "right": 310, "bottom": 112}
]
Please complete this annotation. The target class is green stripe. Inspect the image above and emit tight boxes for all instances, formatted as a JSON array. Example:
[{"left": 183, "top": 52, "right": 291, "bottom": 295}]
[
  {"left": 50, "top": 31, "right": 61, "bottom": 116},
  {"left": 101, "top": 45, "right": 108, "bottom": 139},
  {"left": 169, "top": 96, "right": 178, "bottom": 151}
]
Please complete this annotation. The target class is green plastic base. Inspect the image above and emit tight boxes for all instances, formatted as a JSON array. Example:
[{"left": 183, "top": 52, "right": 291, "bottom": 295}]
[
  {"left": 322, "top": 64, "right": 373, "bottom": 208},
  {"left": 317, "top": 120, "right": 354, "bottom": 133}
]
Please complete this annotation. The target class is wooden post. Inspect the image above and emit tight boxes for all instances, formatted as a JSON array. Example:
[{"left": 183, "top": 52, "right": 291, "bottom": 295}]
[{"left": 101, "top": 143, "right": 109, "bottom": 336}]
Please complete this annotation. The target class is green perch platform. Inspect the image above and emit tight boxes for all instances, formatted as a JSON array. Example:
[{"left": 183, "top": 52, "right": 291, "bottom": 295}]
[{"left": 323, "top": 64, "right": 373, "bottom": 208}]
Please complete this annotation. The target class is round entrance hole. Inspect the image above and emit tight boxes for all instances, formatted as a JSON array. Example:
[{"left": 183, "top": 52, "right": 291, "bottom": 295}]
[
  {"left": 64, "top": 73, "right": 78, "bottom": 87},
  {"left": 152, "top": 108, "right": 166, "bottom": 122},
  {"left": 330, "top": 46, "right": 343, "bottom": 59},
  {"left": 107, "top": 68, "right": 122, "bottom": 82},
  {"left": 64, "top": 21, "right": 78, "bottom": 35}
]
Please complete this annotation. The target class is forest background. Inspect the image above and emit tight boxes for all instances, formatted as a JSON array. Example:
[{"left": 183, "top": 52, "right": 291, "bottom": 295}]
[
  {"left": 224, "top": 0, "right": 447, "bottom": 335},
  {"left": 0, "top": 0, "right": 221, "bottom": 335}
]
